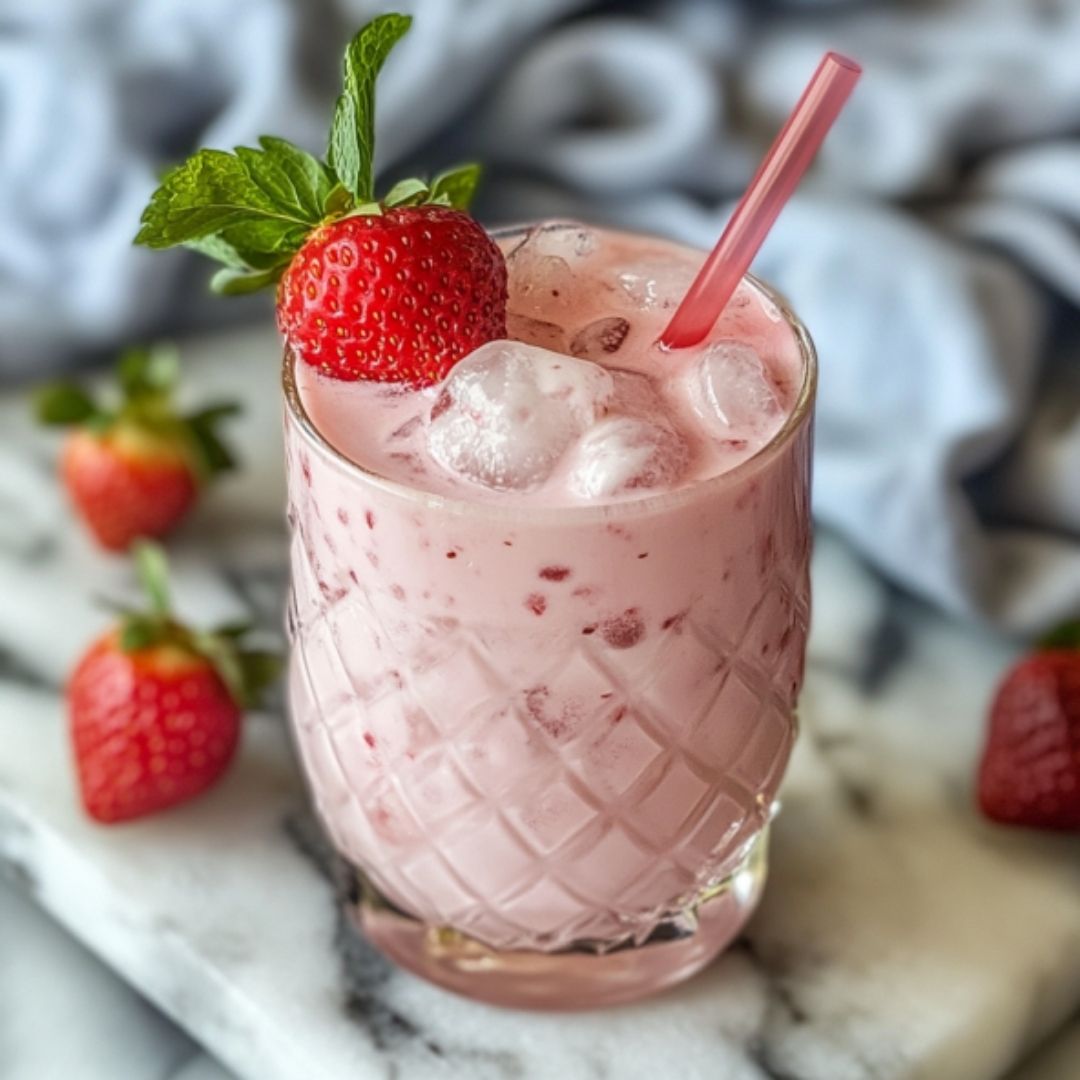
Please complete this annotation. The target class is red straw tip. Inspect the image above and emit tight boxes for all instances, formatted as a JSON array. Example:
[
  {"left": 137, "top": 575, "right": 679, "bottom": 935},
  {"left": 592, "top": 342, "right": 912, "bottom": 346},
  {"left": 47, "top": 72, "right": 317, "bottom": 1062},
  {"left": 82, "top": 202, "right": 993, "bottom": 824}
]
[
  {"left": 824, "top": 52, "right": 862, "bottom": 76},
  {"left": 659, "top": 49, "right": 862, "bottom": 351}
]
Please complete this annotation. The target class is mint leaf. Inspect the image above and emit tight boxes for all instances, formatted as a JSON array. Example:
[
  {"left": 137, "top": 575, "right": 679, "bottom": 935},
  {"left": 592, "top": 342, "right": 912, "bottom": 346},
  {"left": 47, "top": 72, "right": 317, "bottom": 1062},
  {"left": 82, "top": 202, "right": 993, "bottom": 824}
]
[
  {"left": 383, "top": 177, "right": 430, "bottom": 207},
  {"left": 430, "top": 163, "right": 482, "bottom": 210},
  {"left": 34, "top": 383, "right": 99, "bottom": 425},
  {"left": 236, "top": 141, "right": 334, "bottom": 227},
  {"left": 217, "top": 219, "right": 309, "bottom": 260},
  {"left": 183, "top": 234, "right": 253, "bottom": 270},
  {"left": 210, "top": 265, "right": 285, "bottom": 296},
  {"left": 328, "top": 14, "right": 413, "bottom": 203},
  {"left": 135, "top": 144, "right": 322, "bottom": 267},
  {"left": 187, "top": 232, "right": 298, "bottom": 279},
  {"left": 136, "top": 150, "right": 304, "bottom": 247},
  {"left": 257, "top": 137, "right": 335, "bottom": 220}
]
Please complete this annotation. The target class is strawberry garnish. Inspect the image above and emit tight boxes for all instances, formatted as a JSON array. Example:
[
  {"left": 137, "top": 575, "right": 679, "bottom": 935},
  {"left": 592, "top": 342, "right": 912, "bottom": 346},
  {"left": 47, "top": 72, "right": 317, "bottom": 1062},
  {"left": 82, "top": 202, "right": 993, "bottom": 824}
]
[
  {"left": 134, "top": 14, "right": 507, "bottom": 387},
  {"left": 67, "top": 543, "right": 280, "bottom": 823},
  {"left": 277, "top": 205, "right": 505, "bottom": 384},
  {"left": 36, "top": 345, "right": 238, "bottom": 551},
  {"left": 978, "top": 623, "right": 1080, "bottom": 832}
]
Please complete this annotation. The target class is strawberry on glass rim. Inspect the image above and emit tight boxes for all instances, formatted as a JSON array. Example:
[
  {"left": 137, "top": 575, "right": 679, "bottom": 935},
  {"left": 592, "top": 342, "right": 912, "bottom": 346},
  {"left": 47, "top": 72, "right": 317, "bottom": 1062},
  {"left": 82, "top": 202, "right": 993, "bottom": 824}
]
[
  {"left": 68, "top": 543, "right": 281, "bottom": 824},
  {"left": 134, "top": 14, "right": 507, "bottom": 388}
]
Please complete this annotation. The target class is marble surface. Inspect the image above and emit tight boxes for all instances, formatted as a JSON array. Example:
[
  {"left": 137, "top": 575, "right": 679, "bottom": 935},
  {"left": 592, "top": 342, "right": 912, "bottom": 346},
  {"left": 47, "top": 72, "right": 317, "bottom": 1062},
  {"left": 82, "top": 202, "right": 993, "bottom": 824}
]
[{"left": 1, "top": 328, "right": 1080, "bottom": 1080}]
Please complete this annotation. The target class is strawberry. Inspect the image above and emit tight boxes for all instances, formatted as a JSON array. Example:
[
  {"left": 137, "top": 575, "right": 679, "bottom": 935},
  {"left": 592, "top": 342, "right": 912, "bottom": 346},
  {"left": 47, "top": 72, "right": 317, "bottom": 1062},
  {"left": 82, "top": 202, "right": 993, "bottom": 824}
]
[
  {"left": 276, "top": 206, "right": 506, "bottom": 385},
  {"left": 67, "top": 543, "right": 280, "bottom": 823},
  {"left": 36, "top": 345, "right": 238, "bottom": 551},
  {"left": 134, "top": 14, "right": 507, "bottom": 389},
  {"left": 978, "top": 626, "right": 1080, "bottom": 832}
]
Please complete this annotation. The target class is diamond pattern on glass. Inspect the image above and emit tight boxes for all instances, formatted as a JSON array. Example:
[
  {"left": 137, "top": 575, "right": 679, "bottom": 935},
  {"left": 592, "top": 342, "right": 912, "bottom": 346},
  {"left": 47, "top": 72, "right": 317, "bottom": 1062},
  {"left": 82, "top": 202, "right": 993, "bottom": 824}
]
[
  {"left": 437, "top": 809, "right": 541, "bottom": 904},
  {"left": 628, "top": 758, "right": 711, "bottom": 843},
  {"left": 578, "top": 709, "right": 667, "bottom": 800},
  {"left": 505, "top": 780, "right": 599, "bottom": 856},
  {"left": 284, "top": 427, "right": 811, "bottom": 952},
  {"left": 642, "top": 621, "right": 728, "bottom": 736},
  {"left": 689, "top": 669, "right": 762, "bottom": 769},
  {"left": 566, "top": 825, "right": 666, "bottom": 900},
  {"left": 522, "top": 649, "right": 626, "bottom": 744},
  {"left": 398, "top": 751, "right": 479, "bottom": 825}
]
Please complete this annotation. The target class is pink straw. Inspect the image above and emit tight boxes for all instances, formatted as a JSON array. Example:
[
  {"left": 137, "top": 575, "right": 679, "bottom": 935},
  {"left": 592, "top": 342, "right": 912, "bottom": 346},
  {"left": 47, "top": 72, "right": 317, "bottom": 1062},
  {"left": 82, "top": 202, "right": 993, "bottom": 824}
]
[{"left": 660, "top": 52, "right": 862, "bottom": 350}]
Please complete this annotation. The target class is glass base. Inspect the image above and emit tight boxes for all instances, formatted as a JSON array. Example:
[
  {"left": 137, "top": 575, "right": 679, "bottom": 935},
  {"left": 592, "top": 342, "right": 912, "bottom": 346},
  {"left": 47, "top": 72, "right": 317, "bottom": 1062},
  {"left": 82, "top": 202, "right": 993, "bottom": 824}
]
[{"left": 348, "top": 825, "right": 770, "bottom": 1011}]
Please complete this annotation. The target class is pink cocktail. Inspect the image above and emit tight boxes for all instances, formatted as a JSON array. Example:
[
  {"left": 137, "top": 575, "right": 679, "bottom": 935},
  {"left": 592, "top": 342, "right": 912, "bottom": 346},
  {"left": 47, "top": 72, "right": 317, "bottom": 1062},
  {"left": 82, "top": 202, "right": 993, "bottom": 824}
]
[{"left": 283, "top": 222, "right": 815, "bottom": 1008}]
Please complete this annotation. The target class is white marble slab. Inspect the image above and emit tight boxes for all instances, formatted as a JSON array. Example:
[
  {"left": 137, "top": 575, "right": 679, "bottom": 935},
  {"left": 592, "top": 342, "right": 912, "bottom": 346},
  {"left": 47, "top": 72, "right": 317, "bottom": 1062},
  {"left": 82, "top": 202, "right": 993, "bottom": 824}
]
[{"left": 1, "top": 329, "right": 1079, "bottom": 1080}]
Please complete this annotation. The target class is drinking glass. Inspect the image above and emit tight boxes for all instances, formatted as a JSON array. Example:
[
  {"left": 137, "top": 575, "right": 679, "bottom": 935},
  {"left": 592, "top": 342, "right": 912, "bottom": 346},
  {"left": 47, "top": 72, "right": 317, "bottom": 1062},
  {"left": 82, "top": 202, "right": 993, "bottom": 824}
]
[{"left": 282, "top": 237, "right": 815, "bottom": 1009}]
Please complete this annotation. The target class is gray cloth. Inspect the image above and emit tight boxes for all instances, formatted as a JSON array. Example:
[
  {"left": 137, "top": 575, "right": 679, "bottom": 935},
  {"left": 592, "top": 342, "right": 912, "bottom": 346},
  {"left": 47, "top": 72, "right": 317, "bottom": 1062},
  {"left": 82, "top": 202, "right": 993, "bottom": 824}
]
[{"left": 2, "top": 0, "right": 1079, "bottom": 631}]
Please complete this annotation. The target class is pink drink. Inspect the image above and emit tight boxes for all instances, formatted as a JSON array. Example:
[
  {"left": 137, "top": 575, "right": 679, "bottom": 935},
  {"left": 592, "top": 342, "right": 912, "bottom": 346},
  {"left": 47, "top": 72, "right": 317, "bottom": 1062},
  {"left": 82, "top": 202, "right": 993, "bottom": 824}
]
[{"left": 283, "top": 223, "right": 814, "bottom": 1008}]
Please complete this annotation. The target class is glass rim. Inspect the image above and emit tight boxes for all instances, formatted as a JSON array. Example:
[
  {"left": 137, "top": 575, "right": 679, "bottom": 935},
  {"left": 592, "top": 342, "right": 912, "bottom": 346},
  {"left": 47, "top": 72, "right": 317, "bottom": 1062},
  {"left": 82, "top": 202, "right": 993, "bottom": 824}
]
[{"left": 281, "top": 227, "right": 818, "bottom": 525}]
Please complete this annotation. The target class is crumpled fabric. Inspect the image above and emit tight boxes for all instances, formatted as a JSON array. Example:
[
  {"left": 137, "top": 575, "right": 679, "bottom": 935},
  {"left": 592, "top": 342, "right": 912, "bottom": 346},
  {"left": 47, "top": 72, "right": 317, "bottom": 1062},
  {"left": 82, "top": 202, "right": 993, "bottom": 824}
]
[{"left": 2, "top": 0, "right": 1079, "bottom": 631}]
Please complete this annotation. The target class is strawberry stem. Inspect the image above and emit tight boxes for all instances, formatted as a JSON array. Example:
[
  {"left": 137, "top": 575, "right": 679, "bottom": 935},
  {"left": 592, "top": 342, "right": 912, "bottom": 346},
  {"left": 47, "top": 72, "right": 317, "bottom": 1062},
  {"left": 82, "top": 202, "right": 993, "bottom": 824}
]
[
  {"left": 135, "top": 541, "right": 172, "bottom": 618},
  {"left": 116, "top": 542, "right": 282, "bottom": 708}
]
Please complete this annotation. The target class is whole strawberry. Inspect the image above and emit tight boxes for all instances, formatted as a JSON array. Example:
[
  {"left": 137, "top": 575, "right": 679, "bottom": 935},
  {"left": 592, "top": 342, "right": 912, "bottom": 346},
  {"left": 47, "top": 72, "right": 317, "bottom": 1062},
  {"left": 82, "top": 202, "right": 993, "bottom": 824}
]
[
  {"left": 68, "top": 543, "right": 280, "bottom": 824},
  {"left": 978, "top": 625, "right": 1080, "bottom": 832},
  {"left": 135, "top": 14, "right": 507, "bottom": 387},
  {"left": 36, "top": 346, "right": 238, "bottom": 551}
]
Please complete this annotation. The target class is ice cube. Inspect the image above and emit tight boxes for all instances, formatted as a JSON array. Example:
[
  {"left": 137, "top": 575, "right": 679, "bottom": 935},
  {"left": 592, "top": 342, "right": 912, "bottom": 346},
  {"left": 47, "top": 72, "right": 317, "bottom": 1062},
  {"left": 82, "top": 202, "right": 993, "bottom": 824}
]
[
  {"left": 691, "top": 340, "right": 781, "bottom": 431},
  {"left": 509, "top": 221, "right": 598, "bottom": 263},
  {"left": 615, "top": 256, "right": 698, "bottom": 311},
  {"left": 569, "top": 316, "right": 631, "bottom": 361},
  {"left": 507, "top": 251, "right": 575, "bottom": 317},
  {"left": 568, "top": 417, "right": 689, "bottom": 499},
  {"left": 505, "top": 222, "right": 596, "bottom": 317},
  {"left": 506, "top": 311, "right": 567, "bottom": 353},
  {"left": 426, "top": 341, "right": 614, "bottom": 491}
]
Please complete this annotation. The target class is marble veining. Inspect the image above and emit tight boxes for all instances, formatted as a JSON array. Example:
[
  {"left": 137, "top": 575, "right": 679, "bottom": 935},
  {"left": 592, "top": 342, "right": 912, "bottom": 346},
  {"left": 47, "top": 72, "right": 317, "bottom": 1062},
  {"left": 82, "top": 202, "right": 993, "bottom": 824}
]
[{"left": 0, "top": 328, "right": 1079, "bottom": 1080}]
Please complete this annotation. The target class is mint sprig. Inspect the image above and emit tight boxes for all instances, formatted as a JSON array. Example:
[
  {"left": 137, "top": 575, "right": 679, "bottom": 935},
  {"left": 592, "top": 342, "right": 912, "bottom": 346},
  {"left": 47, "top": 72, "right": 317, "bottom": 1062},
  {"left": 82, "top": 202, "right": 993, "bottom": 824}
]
[
  {"left": 34, "top": 345, "right": 240, "bottom": 482},
  {"left": 133, "top": 13, "right": 484, "bottom": 296}
]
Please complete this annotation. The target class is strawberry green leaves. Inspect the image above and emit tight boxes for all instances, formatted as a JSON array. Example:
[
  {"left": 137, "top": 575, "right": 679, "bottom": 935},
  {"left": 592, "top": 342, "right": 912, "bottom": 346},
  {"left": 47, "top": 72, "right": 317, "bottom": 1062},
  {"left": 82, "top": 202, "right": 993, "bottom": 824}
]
[
  {"left": 430, "top": 164, "right": 482, "bottom": 210},
  {"left": 34, "top": 345, "right": 241, "bottom": 481},
  {"left": 1040, "top": 621, "right": 1080, "bottom": 650},
  {"left": 328, "top": 13, "right": 412, "bottom": 203},
  {"left": 185, "top": 403, "right": 241, "bottom": 475},
  {"left": 133, "top": 12, "right": 485, "bottom": 297},
  {"left": 118, "top": 343, "right": 180, "bottom": 399},
  {"left": 378, "top": 164, "right": 483, "bottom": 212},
  {"left": 121, "top": 542, "right": 282, "bottom": 708},
  {"left": 35, "top": 384, "right": 101, "bottom": 426}
]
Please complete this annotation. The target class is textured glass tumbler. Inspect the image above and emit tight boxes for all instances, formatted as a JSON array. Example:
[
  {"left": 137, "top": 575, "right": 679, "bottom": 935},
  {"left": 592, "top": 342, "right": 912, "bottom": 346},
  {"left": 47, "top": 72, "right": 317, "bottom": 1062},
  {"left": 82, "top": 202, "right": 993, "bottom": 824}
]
[{"left": 282, "top": 278, "right": 815, "bottom": 1010}]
